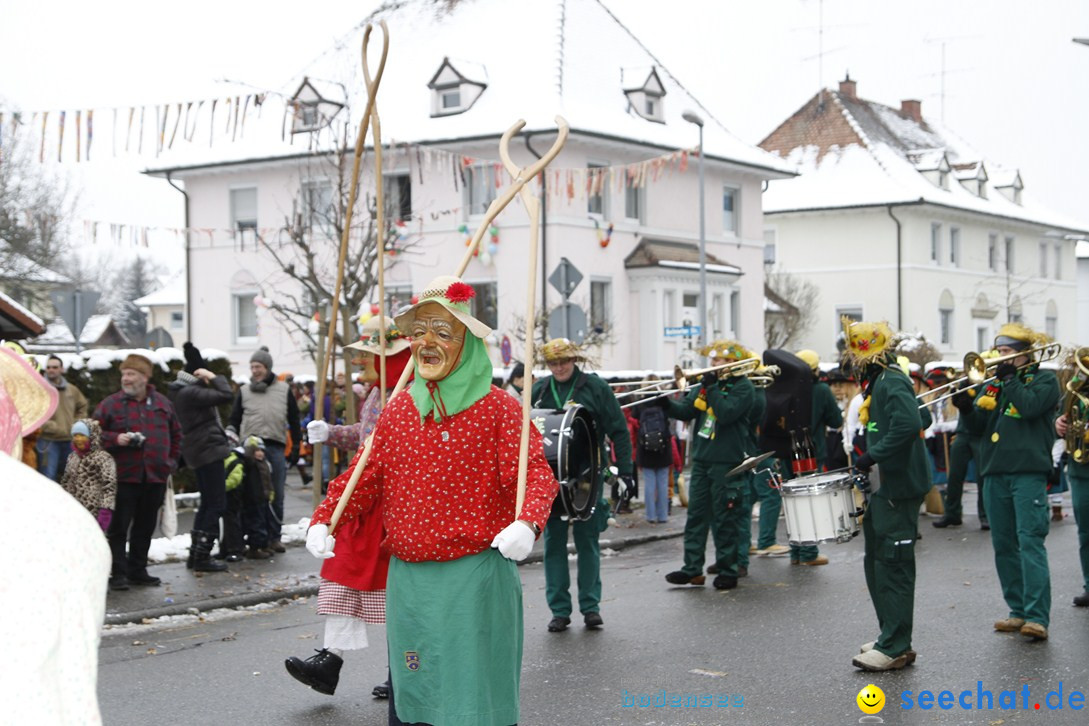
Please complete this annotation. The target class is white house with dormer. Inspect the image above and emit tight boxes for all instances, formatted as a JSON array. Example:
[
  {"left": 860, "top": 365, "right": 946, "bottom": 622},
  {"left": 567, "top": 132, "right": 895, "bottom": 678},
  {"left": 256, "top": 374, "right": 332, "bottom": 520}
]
[
  {"left": 759, "top": 76, "right": 1089, "bottom": 360},
  {"left": 147, "top": 0, "right": 792, "bottom": 376}
]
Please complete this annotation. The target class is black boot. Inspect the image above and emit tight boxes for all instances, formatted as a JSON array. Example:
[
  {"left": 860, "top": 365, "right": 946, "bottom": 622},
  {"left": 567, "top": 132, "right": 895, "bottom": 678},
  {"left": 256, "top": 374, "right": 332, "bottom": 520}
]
[
  {"left": 191, "top": 530, "right": 228, "bottom": 573},
  {"left": 285, "top": 649, "right": 343, "bottom": 695}
]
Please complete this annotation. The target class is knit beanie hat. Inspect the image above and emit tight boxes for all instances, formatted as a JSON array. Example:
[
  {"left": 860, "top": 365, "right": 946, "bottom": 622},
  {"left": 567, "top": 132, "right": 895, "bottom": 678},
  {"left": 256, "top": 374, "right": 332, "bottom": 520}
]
[
  {"left": 71, "top": 420, "right": 90, "bottom": 438},
  {"left": 183, "top": 342, "right": 209, "bottom": 374},
  {"left": 120, "top": 353, "right": 154, "bottom": 378},
  {"left": 250, "top": 346, "right": 273, "bottom": 369}
]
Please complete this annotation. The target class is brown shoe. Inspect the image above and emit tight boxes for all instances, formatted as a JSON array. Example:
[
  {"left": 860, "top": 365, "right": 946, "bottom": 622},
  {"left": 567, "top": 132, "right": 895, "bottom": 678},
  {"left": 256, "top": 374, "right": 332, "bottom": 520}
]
[
  {"left": 852, "top": 648, "right": 910, "bottom": 671},
  {"left": 270, "top": 539, "right": 287, "bottom": 553},
  {"left": 994, "top": 617, "right": 1026, "bottom": 632},
  {"left": 246, "top": 547, "right": 274, "bottom": 559},
  {"left": 1020, "top": 622, "right": 1048, "bottom": 640},
  {"left": 1051, "top": 506, "right": 1063, "bottom": 522},
  {"left": 800, "top": 555, "right": 829, "bottom": 566}
]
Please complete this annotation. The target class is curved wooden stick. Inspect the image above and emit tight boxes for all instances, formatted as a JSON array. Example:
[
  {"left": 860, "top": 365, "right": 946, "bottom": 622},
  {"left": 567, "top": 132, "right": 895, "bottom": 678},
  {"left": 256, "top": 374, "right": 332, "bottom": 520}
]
[
  {"left": 313, "top": 21, "right": 389, "bottom": 485},
  {"left": 363, "top": 25, "right": 389, "bottom": 410},
  {"left": 498, "top": 117, "right": 569, "bottom": 517},
  {"left": 329, "top": 116, "right": 569, "bottom": 533}
]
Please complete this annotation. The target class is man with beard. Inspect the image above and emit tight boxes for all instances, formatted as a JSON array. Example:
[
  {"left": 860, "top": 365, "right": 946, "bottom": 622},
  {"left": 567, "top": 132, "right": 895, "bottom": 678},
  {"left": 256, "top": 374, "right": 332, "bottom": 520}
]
[
  {"left": 38, "top": 354, "right": 89, "bottom": 482},
  {"left": 305, "top": 275, "right": 558, "bottom": 726},
  {"left": 94, "top": 353, "right": 181, "bottom": 591},
  {"left": 228, "top": 346, "right": 301, "bottom": 553}
]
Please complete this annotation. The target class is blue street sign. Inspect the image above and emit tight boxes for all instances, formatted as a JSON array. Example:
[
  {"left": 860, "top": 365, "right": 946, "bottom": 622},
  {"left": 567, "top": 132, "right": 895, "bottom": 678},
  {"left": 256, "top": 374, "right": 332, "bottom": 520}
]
[{"left": 663, "top": 325, "right": 701, "bottom": 337}]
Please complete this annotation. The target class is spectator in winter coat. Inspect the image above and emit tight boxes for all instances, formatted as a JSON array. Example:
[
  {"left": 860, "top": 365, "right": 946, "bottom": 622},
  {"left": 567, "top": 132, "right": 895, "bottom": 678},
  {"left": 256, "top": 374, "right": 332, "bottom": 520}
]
[
  {"left": 172, "top": 342, "right": 235, "bottom": 574},
  {"left": 61, "top": 419, "right": 116, "bottom": 532},
  {"left": 632, "top": 385, "right": 673, "bottom": 524},
  {"left": 38, "top": 354, "right": 89, "bottom": 482},
  {"left": 220, "top": 436, "right": 274, "bottom": 560},
  {"left": 95, "top": 352, "right": 182, "bottom": 591}
]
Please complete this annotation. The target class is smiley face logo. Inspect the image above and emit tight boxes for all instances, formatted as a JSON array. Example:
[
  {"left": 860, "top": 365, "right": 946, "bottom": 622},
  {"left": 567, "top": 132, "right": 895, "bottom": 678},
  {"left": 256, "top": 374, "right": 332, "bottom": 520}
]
[{"left": 857, "top": 683, "right": 885, "bottom": 715}]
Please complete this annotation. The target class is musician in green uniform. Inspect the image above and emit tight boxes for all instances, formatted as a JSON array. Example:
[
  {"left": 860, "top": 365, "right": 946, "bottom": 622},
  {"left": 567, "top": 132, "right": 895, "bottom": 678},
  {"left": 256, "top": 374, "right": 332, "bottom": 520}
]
[
  {"left": 532, "top": 338, "right": 633, "bottom": 633},
  {"left": 958, "top": 323, "right": 1059, "bottom": 640},
  {"left": 664, "top": 340, "right": 755, "bottom": 590},
  {"left": 1055, "top": 350, "right": 1089, "bottom": 607},
  {"left": 732, "top": 361, "right": 768, "bottom": 578},
  {"left": 935, "top": 368, "right": 987, "bottom": 529},
  {"left": 844, "top": 318, "right": 931, "bottom": 672}
]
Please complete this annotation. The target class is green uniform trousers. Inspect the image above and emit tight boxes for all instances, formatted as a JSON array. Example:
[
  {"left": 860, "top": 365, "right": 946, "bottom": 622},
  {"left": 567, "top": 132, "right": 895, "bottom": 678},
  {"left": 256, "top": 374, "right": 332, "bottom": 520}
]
[
  {"left": 752, "top": 467, "right": 780, "bottom": 550},
  {"left": 544, "top": 510, "right": 601, "bottom": 618},
  {"left": 1069, "top": 469, "right": 1089, "bottom": 593},
  {"left": 983, "top": 472, "right": 1051, "bottom": 627},
  {"left": 680, "top": 460, "right": 744, "bottom": 576},
  {"left": 863, "top": 494, "right": 924, "bottom": 657},
  {"left": 943, "top": 434, "right": 985, "bottom": 522},
  {"left": 737, "top": 472, "right": 757, "bottom": 569}
]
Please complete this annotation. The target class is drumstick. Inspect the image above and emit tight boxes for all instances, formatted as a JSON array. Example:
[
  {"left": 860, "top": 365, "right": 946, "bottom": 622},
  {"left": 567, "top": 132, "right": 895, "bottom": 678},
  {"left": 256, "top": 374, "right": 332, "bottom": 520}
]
[{"left": 328, "top": 117, "right": 569, "bottom": 535}]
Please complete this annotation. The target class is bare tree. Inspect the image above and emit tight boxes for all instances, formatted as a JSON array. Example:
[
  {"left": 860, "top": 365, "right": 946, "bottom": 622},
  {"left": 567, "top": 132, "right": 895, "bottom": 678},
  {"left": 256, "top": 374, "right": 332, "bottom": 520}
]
[
  {"left": 895, "top": 332, "right": 941, "bottom": 367},
  {"left": 764, "top": 266, "right": 819, "bottom": 349},
  {"left": 506, "top": 297, "right": 616, "bottom": 365}
]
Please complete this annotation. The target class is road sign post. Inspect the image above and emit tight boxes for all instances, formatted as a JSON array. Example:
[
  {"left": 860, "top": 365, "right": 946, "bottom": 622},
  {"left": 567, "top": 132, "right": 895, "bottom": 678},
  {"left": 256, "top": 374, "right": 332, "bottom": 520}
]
[{"left": 50, "top": 289, "right": 101, "bottom": 353}]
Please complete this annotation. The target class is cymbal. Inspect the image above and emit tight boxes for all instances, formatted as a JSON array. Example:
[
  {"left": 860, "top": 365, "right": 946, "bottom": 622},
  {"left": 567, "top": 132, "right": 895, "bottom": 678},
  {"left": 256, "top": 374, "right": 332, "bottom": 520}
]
[{"left": 726, "top": 450, "right": 775, "bottom": 478}]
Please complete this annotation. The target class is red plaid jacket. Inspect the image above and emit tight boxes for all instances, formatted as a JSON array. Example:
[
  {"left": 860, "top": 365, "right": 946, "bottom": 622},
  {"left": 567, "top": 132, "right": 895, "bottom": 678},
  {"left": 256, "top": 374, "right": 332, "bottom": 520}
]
[{"left": 94, "top": 385, "right": 181, "bottom": 485}]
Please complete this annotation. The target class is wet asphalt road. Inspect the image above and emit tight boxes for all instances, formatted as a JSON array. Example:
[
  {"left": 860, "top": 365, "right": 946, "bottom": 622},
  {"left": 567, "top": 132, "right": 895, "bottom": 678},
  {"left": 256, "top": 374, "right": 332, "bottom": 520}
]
[{"left": 99, "top": 499, "right": 1089, "bottom": 726}]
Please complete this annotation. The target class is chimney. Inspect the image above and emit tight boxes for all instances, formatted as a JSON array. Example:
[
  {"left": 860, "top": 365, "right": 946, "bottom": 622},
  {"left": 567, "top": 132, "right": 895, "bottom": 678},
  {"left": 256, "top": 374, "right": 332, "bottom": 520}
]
[
  {"left": 901, "top": 99, "right": 922, "bottom": 123},
  {"left": 838, "top": 73, "right": 857, "bottom": 100}
]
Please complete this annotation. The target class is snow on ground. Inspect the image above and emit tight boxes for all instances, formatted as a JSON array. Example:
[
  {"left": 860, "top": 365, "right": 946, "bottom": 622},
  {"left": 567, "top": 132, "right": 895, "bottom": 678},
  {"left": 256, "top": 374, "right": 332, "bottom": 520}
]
[
  {"left": 147, "top": 517, "right": 311, "bottom": 563},
  {"left": 101, "top": 598, "right": 310, "bottom": 637}
]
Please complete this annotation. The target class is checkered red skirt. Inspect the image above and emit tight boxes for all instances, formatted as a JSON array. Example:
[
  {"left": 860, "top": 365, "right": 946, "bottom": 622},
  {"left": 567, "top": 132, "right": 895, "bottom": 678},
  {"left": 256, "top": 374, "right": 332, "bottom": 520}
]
[{"left": 317, "top": 579, "right": 386, "bottom": 624}]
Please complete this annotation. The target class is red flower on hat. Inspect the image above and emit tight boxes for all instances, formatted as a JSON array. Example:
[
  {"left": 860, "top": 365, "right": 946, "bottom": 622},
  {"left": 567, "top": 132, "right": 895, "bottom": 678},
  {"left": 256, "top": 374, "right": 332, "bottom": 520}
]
[{"left": 445, "top": 282, "right": 475, "bottom": 303}]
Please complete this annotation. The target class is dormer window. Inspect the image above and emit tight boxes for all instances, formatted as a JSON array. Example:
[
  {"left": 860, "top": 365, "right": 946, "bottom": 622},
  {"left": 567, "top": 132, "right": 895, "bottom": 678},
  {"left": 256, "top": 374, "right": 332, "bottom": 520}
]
[
  {"left": 910, "top": 150, "right": 951, "bottom": 190},
  {"left": 955, "top": 161, "right": 988, "bottom": 198},
  {"left": 289, "top": 77, "right": 345, "bottom": 134},
  {"left": 995, "top": 171, "right": 1024, "bottom": 206},
  {"left": 428, "top": 57, "right": 487, "bottom": 117},
  {"left": 623, "top": 67, "right": 666, "bottom": 123}
]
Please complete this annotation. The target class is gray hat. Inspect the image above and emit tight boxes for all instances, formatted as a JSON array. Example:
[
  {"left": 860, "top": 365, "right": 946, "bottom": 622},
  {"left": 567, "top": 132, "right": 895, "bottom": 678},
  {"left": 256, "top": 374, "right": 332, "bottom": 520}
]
[{"left": 250, "top": 346, "right": 274, "bottom": 369}]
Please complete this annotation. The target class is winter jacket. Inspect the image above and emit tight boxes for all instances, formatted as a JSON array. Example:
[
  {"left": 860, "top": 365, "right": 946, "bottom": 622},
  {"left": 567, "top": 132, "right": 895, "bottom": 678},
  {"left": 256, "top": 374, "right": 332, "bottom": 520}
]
[
  {"left": 40, "top": 378, "right": 88, "bottom": 442},
  {"left": 667, "top": 375, "right": 756, "bottom": 466},
  {"left": 230, "top": 373, "right": 301, "bottom": 455},
  {"left": 810, "top": 381, "right": 843, "bottom": 464},
  {"left": 964, "top": 365, "right": 1060, "bottom": 477},
  {"left": 94, "top": 384, "right": 181, "bottom": 485},
  {"left": 631, "top": 397, "right": 673, "bottom": 470},
  {"left": 61, "top": 419, "right": 117, "bottom": 514},
  {"left": 173, "top": 374, "right": 234, "bottom": 469},
  {"left": 862, "top": 361, "right": 931, "bottom": 500}
]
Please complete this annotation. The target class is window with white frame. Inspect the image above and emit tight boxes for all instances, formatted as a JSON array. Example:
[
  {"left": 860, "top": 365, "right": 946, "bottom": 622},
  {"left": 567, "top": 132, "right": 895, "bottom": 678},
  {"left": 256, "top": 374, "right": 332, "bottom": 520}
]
[
  {"left": 930, "top": 223, "right": 942, "bottom": 264},
  {"left": 976, "top": 326, "right": 989, "bottom": 352},
  {"left": 730, "top": 291, "right": 740, "bottom": 337},
  {"left": 1005, "top": 235, "right": 1015, "bottom": 273},
  {"left": 1009, "top": 296, "right": 1023, "bottom": 324},
  {"left": 949, "top": 227, "right": 960, "bottom": 266},
  {"left": 590, "top": 279, "right": 611, "bottom": 333},
  {"left": 624, "top": 175, "right": 642, "bottom": 221},
  {"left": 233, "top": 292, "right": 258, "bottom": 342},
  {"left": 383, "top": 173, "right": 413, "bottom": 221},
  {"left": 837, "top": 305, "right": 863, "bottom": 339},
  {"left": 587, "top": 162, "right": 608, "bottom": 217},
  {"left": 763, "top": 229, "right": 777, "bottom": 265},
  {"left": 988, "top": 233, "right": 998, "bottom": 271},
  {"left": 383, "top": 285, "right": 414, "bottom": 317},
  {"left": 662, "top": 290, "right": 675, "bottom": 327},
  {"left": 710, "top": 292, "right": 725, "bottom": 338},
  {"left": 938, "top": 289, "right": 955, "bottom": 346},
  {"left": 722, "top": 186, "right": 738, "bottom": 235},
  {"left": 464, "top": 165, "right": 497, "bottom": 217},
  {"left": 1039, "top": 241, "right": 1048, "bottom": 277},
  {"left": 1055, "top": 242, "right": 1063, "bottom": 280},
  {"left": 1046, "top": 300, "right": 1058, "bottom": 338},
  {"left": 469, "top": 281, "right": 498, "bottom": 329},
  {"left": 231, "top": 187, "right": 258, "bottom": 245},
  {"left": 170, "top": 311, "right": 184, "bottom": 330},
  {"left": 441, "top": 88, "right": 461, "bottom": 110},
  {"left": 302, "top": 180, "right": 334, "bottom": 236}
]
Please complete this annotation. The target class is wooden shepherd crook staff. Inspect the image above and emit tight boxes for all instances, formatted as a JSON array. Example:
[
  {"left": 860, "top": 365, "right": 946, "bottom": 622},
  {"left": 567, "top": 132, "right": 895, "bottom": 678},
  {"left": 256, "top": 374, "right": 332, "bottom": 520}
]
[
  {"left": 312, "top": 21, "right": 388, "bottom": 509},
  {"left": 329, "top": 116, "right": 570, "bottom": 534}
]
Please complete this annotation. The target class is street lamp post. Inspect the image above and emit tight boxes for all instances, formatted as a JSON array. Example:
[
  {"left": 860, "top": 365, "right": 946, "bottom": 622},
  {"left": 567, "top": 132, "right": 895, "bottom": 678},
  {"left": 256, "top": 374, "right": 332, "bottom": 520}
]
[{"left": 682, "top": 110, "right": 707, "bottom": 358}]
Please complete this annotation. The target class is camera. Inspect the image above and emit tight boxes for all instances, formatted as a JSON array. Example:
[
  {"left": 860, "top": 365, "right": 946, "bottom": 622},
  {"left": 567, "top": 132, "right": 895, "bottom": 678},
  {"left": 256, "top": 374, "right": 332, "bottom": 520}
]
[{"left": 127, "top": 432, "right": 146, "bottom": 448}]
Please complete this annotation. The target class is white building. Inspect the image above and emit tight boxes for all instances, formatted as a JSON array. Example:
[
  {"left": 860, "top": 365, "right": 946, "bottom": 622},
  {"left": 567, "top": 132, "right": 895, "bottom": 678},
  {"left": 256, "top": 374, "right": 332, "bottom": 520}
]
[
  {"left": 760, "top": 76, "right": 1089, "bottom": 360},
  {"left": 134, "top": 275, "right": 187, "bottom": 344},
  {"left": 148, "top": 0, "right": 791, "bottom": 376}
]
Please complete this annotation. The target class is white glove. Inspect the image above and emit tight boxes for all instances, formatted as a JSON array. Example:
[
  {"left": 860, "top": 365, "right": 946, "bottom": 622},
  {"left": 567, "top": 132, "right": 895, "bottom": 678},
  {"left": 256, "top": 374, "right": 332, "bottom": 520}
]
[
  {"left": 307, "top": 420, "right": 330, "bottom": 444},
  {"left": 490, "top": 521, "right": 536, "bottom": 561},
  {"left": 305, "top": 524, "right": 336, "bottom": 559}
]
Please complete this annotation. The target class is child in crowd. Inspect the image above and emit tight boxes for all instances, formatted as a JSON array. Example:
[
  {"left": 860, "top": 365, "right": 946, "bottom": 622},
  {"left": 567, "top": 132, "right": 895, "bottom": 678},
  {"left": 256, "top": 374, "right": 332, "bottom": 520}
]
[
  {"left": 60, "top": 419, "right": 116, "bottom": 532},
  {"left": 220, "top": 436, "right": 274, "bottom": 560}
]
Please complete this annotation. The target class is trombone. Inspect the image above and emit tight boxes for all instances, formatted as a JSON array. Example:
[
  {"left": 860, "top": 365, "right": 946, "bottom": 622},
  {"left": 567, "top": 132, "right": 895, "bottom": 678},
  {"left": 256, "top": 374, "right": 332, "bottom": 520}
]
[
  {"left": 1062, "top": 347, "right": 1089, "bottom": 462},
  {"left": 618, "top": 357, "right": 762, "bottom": 409},
  {"left": 917, "top": 342, "right": 1063, "bottom": 409}
]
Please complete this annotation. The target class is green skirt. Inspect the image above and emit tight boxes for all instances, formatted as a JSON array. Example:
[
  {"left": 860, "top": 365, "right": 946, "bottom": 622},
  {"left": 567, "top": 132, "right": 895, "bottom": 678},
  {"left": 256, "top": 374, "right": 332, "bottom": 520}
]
[{"left": 387, "top": 549, "right": 522, "bottom": 726}]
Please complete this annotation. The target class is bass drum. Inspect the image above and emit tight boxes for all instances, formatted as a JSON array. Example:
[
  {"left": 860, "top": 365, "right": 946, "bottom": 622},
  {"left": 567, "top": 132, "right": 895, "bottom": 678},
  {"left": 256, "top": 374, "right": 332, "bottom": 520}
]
[{"left": 532, "top": 406, "right": 601, "bottom": 521}]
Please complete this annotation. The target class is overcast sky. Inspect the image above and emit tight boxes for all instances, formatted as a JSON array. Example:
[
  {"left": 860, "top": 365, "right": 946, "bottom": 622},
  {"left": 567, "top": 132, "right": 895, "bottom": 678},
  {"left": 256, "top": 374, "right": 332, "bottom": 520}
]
[{"left": 1, "top": 0, "right": 1086, "bottom": 272}]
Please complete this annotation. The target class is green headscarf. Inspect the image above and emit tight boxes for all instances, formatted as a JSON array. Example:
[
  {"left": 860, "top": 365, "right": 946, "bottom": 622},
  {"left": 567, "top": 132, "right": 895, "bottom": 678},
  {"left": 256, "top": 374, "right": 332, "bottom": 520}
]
[{"left": 409, "top": 334, "right": 493, "bottom": 423}]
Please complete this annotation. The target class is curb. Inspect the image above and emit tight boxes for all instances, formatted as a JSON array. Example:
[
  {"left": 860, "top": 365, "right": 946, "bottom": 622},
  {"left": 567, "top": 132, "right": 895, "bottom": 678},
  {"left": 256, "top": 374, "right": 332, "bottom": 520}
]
[{"left": 104, "top": 530, "right": 683, "bottom": 626}]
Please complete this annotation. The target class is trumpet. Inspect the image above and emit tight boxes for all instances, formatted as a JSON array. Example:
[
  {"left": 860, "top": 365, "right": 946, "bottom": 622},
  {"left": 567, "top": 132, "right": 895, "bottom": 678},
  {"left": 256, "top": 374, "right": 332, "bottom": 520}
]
[
  {"left": 749, "top": 364, "right": 781, "bottom": 389},
  {"left": 918, "top": 342, "right": 1063, "bottom": 409},
  {"left": 618, "top": 358, "right": 761, "bottom": 409},
  {"left": 1063, "top": 347, "right": 1089, "bottom": 463}
]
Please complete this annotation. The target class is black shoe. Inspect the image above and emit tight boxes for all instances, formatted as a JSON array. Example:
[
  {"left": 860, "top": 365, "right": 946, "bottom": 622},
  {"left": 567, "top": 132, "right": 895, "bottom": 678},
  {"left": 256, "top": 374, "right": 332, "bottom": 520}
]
[
  {"left": 128, "top": 571, "right": 161, "bottom": 587},
  {"left": 713, "top": 574, "right": 738, "bottom": 590},
  {"left": 108, "top": 575, "right": 130, "bottom": 591},
  {"left": 737, "top": 566, "right": 748, "bottom": 577},
  {"left": 665, "top": 570, "right": 705, "bottom": 586},
  {"left": 1075, "top": 592, "right": 1089, "bottom": 607},
  {"left": 706, "top": 563, "right": 720, "bottom": 575},
  {"left": 980, "top": 518, "right": 991, "bottom": 531},
  {"left": 372, "top": 681, "right": 390, "bottom": 699},
  {"left": 547, "top": 616, "right": 571, "bottom": 632},
  {"left": 932, "top": 516, "right": 963, "bottom": 528},
  {"left": 191, "top": 530, "right": 228, "bottom": 572},
  {"left": 285, "top": 649, "right": 343, "bottom": 695},
  {"left": 225, "top": 553, "right": 244, "bottom": 563},
  {"left": 584, "top": 612, "right": 604, "bottom": 629}
]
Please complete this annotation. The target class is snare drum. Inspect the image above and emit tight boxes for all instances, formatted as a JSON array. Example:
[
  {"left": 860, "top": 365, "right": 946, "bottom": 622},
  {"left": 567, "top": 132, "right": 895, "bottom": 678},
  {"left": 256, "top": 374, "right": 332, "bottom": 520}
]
[
  {"left": 779, "top": 472, "right": 861, "bottom": 545},
  {"left": 532, "top": 406, "right": 601, "bottom": 521}
]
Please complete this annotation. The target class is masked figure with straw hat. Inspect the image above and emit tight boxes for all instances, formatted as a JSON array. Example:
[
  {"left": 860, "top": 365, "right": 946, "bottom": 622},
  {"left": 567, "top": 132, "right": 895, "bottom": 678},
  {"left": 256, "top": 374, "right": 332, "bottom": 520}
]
[
  {"left": 286, "top": 316, "right": 412, "bottom": 700},
  {"left": 0, "top": 344, "right": 111, "bottom": 724},
  {"left": 305, "top": 276, "right": 558, "bottom": 726},
  {"left": 843, "top": 318, "right": 931, "bottom": 672}
]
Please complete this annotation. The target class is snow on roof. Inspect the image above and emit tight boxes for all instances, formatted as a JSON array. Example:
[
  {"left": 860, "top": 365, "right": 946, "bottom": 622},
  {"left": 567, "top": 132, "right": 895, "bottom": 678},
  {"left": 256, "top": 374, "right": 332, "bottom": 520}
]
[
  {"left": 762, "top": 87, "right": 1089, "bottom": 233},
  {"left": 0, "top": 240, "right": 72, "bottom": 284},
  {"left": 146, "top": 0, "right": 791, "bottom": 178},
  {"left": 134, "top": 275, "right": 187, "bottom": 307},
  {"left": 0, "top": 290, "right": 44, "bottom": 328},
  {"left": 81, "top": 346, "right": 182, "bottom": 372}
]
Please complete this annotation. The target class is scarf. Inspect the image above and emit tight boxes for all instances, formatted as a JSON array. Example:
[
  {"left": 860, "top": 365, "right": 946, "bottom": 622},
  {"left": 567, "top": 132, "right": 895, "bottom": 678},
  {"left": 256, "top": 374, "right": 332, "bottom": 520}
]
[{"left": 409, "top": 335, "right": 492, "bottom": 423}]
